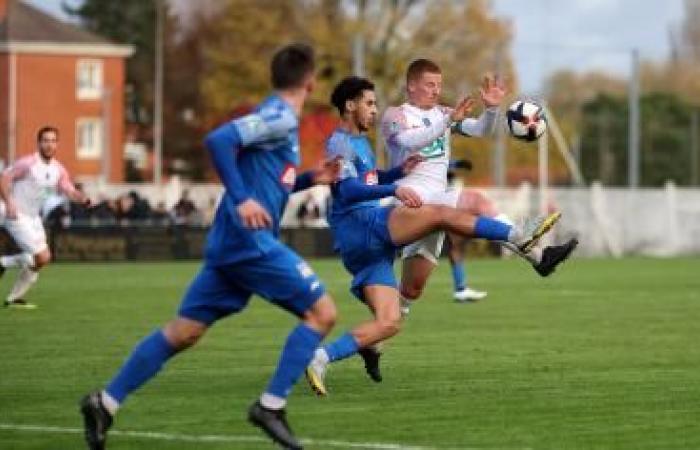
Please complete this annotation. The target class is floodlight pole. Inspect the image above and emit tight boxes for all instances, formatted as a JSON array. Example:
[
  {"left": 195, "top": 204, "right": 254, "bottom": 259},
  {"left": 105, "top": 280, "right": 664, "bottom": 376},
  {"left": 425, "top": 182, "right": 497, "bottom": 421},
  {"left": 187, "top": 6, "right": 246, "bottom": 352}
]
[
  {"left": 628, "top": 48, "right": 640, "bottom": 188},
  {"left": 352, "top": 34, "right": 364, "bottom": 77},
  {"left": 153, "top": 0, "right": 164, "bottom": 185},
  {"left": 691, "top": 110, "right": 699, "bottom": 186}
]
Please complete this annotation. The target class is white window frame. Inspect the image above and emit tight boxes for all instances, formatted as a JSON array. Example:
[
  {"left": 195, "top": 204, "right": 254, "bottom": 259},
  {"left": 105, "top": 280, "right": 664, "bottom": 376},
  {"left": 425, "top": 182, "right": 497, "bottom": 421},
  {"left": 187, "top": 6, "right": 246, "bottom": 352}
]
[
  {"left": 76, "top": 59, "right": 103, "bottom": 100},
  {"left": 76, "top": 118, "right": 103, "bottom": 160}
]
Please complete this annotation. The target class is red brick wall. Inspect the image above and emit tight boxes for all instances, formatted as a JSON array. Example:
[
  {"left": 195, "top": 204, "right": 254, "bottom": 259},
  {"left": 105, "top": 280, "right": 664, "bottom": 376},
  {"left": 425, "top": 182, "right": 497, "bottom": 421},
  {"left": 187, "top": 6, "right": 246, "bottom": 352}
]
[{"left": 13, "top": 53, "right": 126, "bottom": 181}]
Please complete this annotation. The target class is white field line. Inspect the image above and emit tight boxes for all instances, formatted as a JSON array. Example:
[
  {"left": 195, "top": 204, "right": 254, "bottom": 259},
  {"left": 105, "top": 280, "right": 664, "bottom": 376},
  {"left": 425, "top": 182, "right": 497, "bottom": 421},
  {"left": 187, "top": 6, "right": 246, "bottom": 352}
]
[{"left": 0, "top": 423, "right": 438, "bottom": 450}]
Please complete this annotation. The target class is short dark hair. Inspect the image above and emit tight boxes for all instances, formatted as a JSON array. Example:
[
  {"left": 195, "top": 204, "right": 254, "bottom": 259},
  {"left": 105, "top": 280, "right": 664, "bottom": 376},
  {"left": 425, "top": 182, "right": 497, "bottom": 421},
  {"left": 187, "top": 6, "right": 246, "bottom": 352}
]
[
  {"left": 37, "top": 126, "right": 59, "bottom": 142},
  {"left": 270, "top": 43, "right": 315, "bottom": 90},
  {"left": 406, "top": 58, "right": 441, "bottom": 83},
  {"left": 330, "top": 76, "right": 375, "bottom": 114}
]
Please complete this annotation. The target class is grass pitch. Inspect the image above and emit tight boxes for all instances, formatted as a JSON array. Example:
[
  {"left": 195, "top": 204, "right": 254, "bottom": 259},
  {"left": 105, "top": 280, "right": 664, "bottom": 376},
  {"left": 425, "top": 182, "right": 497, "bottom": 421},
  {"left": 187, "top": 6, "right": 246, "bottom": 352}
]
[{"left": 0, "top": 257, "right": 698, "bottom": 449}]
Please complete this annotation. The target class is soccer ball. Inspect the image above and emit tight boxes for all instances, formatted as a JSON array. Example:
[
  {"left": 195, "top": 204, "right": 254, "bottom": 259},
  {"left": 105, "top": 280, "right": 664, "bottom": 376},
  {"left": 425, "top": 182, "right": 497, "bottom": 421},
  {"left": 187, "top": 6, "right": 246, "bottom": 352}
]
[{"left": 506, "top": 100, "right": 547, "bottom": 142}]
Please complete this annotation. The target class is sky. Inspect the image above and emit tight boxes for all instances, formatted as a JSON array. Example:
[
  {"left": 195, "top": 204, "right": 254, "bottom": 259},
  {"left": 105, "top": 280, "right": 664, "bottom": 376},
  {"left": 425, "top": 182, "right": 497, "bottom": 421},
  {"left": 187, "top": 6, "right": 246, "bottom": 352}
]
[
  {"left": 492, "top": 0, "right": 686, "bottom": 93},
  {"left": 26, "top": 0, "right": 687, "bottom": 94}
]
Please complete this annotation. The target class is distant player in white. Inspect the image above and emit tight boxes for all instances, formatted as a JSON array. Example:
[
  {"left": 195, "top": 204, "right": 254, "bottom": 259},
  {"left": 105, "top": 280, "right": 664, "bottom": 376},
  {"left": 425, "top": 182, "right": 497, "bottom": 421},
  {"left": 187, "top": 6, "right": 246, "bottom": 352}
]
[
  {"left": 381, "top": 59, "right": 577, "bottom": 314},
  {"left": 0, "top": 126, "right": 91, "bottom": 308}
]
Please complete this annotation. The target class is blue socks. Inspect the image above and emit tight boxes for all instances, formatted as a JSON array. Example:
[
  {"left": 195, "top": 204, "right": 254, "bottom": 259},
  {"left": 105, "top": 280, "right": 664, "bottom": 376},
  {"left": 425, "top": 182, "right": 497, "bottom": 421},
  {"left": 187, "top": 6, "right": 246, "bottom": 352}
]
[
  {"left": 474, "top": 216, "right": 512, "bottom": 241},
  {"left": 265, "top": 323, "right": 323, "bottom": 398},
  {"left": 451, "top": 260, "right": 466, "bottom": 292},
  {"left": 105, "top": 330, "right": 177, "bottom": 404},
  {"left": 105, "top": 324, "right": 326, "bottom": 406},
  {"left": 323, "top": 332, "right": 360, "bottom": 362}
]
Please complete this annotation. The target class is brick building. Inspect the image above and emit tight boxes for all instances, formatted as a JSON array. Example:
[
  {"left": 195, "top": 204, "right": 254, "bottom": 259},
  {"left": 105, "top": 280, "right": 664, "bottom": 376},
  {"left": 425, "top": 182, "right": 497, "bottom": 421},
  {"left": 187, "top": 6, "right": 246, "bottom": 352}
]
[{"left": 0, "top": 0, "right": 133, "bottom": 182}]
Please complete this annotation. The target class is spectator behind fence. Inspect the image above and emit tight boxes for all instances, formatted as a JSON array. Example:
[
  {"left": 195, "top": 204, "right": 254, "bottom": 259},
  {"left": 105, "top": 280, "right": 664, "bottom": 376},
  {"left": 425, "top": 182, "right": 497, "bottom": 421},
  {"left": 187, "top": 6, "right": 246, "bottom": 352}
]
[
  {"left": 92, "top": 195, "right": 118, "bottom": 222},
  {"left": 150, "top": 201, "right": 172, "bottom": 226},
  {"left": 113, "top": 191, "right": 151, "bottom": 224},
  {"left": 173, "top": 189, "right": 198, "bottom": 225},
  {"left": 69, "top": 183, "right": 91, "bottom": 222}
]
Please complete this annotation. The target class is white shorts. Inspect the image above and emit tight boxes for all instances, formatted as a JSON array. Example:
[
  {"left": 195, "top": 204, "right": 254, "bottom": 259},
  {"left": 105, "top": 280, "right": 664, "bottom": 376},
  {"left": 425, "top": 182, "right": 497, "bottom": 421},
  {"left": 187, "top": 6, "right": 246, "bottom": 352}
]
[
  {"left": 3, "top": 213, "right": 48, "bottom": 255},
  {"left": 399, "top": 187, "right": 461, "bottom": 264}
]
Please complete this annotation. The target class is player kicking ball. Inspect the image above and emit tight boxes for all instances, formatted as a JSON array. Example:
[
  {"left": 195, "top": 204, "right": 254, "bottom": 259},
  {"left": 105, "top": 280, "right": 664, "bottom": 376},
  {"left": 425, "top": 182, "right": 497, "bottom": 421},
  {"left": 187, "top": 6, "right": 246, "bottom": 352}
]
[
  {"left": 0, "top": 126, "right": 91, "bottom": 309},
  {"left": 381, "top": 59, "right": 578, "bottom": 317},
  {"left": 305, "top": 76, "right": 573, "bottom": 396},
  {"left": 80, "top": 44, "right": 341, "bottom": 450}
]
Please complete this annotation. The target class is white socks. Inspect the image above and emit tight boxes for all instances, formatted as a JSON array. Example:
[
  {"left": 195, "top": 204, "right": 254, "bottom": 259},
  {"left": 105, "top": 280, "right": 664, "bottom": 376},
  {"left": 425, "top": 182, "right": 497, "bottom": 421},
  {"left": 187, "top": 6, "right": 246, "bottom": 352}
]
[
  {"left": 314, "top": 348, "right": 330, "bottom": 365},
  {"left": 7, "top": 267, "right": 39, "bottom": 302},
  {"left": 100, "top": 391, "right": 120, "bottom": 416},
  {"left": 494, "top": 213, "right": 514, "bottom": 227},
  {"left": 0, "top": 253, "right": 33, "bottom": 269},
  {"left": 260, "top": 392, "right": 286, "bottom": 410}
]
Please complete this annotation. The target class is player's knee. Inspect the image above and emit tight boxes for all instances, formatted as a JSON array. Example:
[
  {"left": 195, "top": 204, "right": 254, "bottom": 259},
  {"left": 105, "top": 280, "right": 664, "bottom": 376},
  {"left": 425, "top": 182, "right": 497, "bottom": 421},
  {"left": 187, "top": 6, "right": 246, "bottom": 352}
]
[
  {"left": 377, "top": 316, "right": 401, "bottom": 338},
  {"left": 33, "top": 251, "right": 50, "bottom": 269},
  {"left": 421, "top": 205, "right": 451, "bottom": 228},
  {"left": 164, "top": 319, "right": 208, "bottom": 350},
  {"left": 306, "top": 295, "right": 337, "bottom": 334},
  {"left": 400, "top": 283, "right": 423, "bottom": 301}
]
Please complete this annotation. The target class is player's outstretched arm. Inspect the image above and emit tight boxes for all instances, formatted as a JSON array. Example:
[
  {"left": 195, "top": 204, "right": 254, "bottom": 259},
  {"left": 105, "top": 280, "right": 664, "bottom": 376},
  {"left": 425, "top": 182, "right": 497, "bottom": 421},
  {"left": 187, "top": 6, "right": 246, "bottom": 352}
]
[
  {"left": 58, "top": 165, "right": 91, "bottom": 207},
  {"left": 377, "top": 154, "right": 425, "bottom": 185},
  {"left": 292, "top": 156, "right": 342, "bottom": 192},
  {"left": 336, "top": 178, "right": 421, "bottom": 208},
  {"left": 453, "top": 108, "right": 499, "bottom": 137},
  {"left": 454, "top": 75, "right": 506, "bottom": 138}
]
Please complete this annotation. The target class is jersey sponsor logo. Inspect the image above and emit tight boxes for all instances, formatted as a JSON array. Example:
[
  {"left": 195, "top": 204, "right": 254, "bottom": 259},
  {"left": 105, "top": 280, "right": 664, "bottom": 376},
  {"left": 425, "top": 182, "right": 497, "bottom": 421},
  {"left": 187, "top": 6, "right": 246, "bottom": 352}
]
[
  {"left": 364, "top": 170, "right": 378, "bottom": 185},
  {"left": 297, "top": 261, "right": 315, "bottom": 279},
  {"left": 237, "top": 115, "right": 264, "bottom": 135},
  {"left": 419, "top": 136, "right": 446, "bottom": 159},
  {"left": 280, "top": 164, "right": 297, "bottom": 189}
]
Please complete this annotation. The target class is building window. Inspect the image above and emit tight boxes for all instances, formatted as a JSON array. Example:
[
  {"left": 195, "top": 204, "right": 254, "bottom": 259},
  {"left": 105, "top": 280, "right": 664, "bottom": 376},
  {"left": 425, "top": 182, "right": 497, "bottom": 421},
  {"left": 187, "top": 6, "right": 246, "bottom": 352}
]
[
  {"left": 76, "top": 118, "right": 103, "bottom": 159},
  {"left": 76, "top": 59, "right": 103, "bottom": 100}
]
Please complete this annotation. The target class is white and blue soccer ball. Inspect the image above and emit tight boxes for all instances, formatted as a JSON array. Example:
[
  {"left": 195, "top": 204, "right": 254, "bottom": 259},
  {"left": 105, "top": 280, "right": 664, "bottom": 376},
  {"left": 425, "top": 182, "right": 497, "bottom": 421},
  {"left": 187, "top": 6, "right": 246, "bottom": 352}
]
[{"left": 506, "top": 100, "right": 547, "bottom": 142}]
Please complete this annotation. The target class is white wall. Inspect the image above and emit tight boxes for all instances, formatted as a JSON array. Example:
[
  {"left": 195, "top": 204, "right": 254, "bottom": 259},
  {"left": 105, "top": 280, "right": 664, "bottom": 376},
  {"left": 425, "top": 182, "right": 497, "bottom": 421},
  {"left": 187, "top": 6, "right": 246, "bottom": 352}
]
[{"left": 79, "top": 178, "right": 700, "bottom": 257}]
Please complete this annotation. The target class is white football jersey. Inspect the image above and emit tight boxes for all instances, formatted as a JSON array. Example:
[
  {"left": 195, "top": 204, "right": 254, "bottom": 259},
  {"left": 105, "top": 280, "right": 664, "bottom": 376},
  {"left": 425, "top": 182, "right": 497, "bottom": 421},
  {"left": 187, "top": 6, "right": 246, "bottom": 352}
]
[
  {"left": 5, "top": 153, "right": 73, "bottom": 217},
  {"left": 381, "top": 103, "right": 499, "bottom": 199},
  {"left": 381, "top": 103, "right": 452, "bottom": 195}
]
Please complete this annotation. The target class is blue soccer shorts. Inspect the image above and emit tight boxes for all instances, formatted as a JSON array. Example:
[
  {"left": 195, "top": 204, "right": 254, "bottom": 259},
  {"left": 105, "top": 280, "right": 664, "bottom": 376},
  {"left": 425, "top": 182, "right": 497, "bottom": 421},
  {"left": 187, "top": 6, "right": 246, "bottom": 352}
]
[
  {"left": 178, "top": 242, "right": 325, "bottom": 325},
  {"left": 332, "top": 206, "right": 398, "bottom": 301}
]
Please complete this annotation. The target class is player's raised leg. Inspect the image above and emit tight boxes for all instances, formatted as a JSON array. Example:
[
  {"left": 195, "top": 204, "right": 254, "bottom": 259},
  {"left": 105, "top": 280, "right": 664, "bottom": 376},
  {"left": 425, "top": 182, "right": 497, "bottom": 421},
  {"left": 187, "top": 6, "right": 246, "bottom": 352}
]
[{"left": 388, "top": 204, "right": 560, "bottom": 257}]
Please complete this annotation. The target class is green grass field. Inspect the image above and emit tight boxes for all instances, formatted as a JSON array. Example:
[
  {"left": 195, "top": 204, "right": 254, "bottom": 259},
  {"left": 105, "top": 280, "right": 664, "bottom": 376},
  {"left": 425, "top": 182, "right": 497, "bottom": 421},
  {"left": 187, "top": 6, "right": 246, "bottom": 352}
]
[{"left": 0, "top": 257, "right": 699, "bottom": 450}]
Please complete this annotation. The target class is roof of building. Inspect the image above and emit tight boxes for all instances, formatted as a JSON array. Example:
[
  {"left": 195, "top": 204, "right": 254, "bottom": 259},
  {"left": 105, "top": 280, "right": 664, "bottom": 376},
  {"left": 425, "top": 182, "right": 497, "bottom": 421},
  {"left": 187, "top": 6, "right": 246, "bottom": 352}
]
[
  {"left": 0, "top": 0, "right": 133, "bottom": 56},
  {"left": 1, "top": 0, "right": 113, "bottom": 45}
]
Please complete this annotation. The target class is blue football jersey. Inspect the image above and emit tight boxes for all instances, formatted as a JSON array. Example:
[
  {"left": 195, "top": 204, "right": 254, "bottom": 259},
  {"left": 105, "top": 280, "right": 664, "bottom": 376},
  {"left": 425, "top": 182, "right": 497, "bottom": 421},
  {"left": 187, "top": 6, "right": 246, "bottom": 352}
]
[
  {"left": 326, "top": 128, "right": 380, "bottom": 220},
  {"left": 205, "top": 95, "right": 300, "bottom": 265}
]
